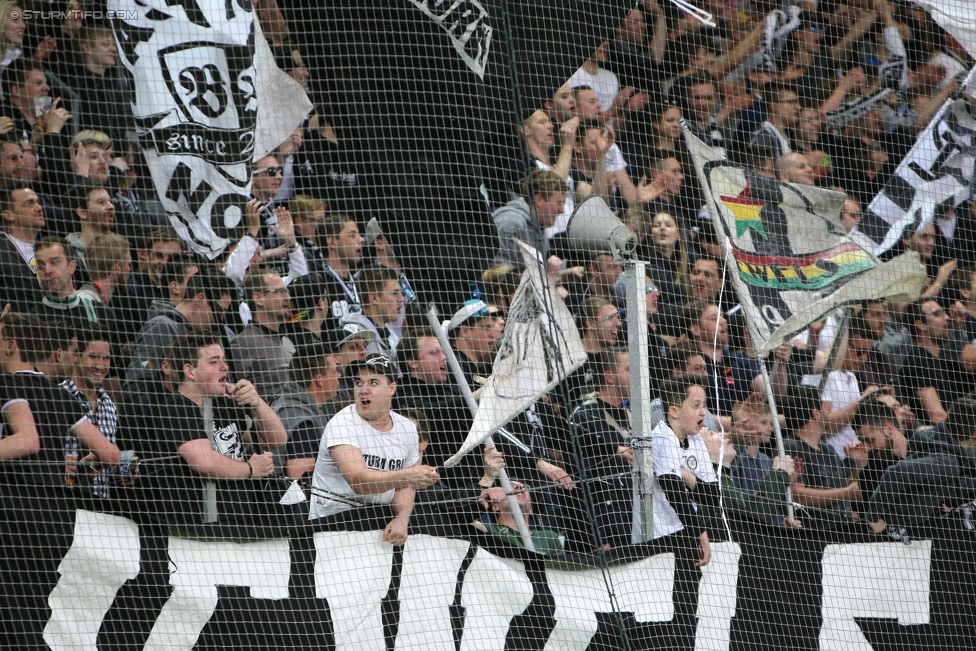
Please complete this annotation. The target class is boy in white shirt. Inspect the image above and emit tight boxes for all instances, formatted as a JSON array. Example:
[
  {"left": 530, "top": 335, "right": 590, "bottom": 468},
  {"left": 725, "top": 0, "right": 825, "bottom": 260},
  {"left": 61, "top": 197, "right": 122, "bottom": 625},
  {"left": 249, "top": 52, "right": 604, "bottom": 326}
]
[
  {"left": 310, "top": 354, "right": 439, "bottom": 545},
  {"left": 650, "top": 375, "right": 712, "bottom": 567}
]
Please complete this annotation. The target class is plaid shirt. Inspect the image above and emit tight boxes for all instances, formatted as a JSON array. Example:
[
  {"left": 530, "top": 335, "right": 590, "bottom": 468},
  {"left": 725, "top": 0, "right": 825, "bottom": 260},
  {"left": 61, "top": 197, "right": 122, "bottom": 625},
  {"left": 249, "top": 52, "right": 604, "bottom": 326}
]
[{"left": 61, "top": 379, "right": 119, "bottom": 499}]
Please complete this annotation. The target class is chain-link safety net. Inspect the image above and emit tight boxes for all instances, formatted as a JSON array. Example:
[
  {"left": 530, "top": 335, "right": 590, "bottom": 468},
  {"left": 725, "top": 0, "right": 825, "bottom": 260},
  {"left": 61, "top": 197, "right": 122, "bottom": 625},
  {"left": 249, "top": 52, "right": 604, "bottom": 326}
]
[{"left": 0, "top": 0, "right": 975, "bottom": 648}]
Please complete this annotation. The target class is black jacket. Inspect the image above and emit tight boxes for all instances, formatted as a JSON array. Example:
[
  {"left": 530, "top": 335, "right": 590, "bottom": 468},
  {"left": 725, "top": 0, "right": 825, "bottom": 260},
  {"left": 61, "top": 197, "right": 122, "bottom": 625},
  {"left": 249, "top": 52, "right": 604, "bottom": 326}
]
[
  {"left": 0, "top": 232, "right": 42, "bottom": 313},
  {"left": 907, "top": 424, "right": 976, "bottom": 483}
]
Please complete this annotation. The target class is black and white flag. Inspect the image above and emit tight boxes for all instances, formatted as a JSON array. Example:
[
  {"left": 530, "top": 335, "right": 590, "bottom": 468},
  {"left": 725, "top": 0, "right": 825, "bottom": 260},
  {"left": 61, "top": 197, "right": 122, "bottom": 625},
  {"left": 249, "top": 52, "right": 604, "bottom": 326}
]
[
  {"left": 109, "top": 0, "right": 312, "bottom": 258},
  {"left": 858, "top": 0, "right": 976, "bottom": 257},
  {"left": 860, "top": 66, "right": 976, "bottom": 256}
]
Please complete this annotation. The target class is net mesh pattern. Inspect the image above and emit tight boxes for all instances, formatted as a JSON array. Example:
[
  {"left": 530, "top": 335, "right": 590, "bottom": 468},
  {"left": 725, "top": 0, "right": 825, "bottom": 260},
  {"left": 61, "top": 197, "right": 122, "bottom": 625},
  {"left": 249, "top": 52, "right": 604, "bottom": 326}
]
[{"left": 0, "top": 0, "right": 974, "bottom": 649}]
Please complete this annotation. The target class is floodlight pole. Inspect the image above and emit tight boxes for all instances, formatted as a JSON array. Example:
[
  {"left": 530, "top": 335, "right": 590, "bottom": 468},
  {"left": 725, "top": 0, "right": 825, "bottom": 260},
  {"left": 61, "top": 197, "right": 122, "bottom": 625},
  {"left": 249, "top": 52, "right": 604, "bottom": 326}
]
[
  {"left": 425, "top": 305, "right": 537, "bottom": 552},
  {"left": 624, "top": 259, "right": 656, "bottom": 542}
]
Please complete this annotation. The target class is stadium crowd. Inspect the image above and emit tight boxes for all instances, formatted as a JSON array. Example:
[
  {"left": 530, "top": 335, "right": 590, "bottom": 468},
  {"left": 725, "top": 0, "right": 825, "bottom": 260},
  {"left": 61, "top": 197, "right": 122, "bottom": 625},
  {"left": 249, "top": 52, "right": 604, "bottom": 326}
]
[{"left": 1, "top": 0, "right": 976, "bottom": 643}]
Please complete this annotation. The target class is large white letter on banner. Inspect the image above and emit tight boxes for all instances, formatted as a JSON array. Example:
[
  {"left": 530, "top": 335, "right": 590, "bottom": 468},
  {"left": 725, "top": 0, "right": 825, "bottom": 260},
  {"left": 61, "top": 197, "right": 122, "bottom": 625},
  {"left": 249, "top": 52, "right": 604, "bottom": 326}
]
[
  {"left": 396, "top": 535, "right": 472, "bottom": 649},
  {"left": 544, "top": 564, "right": 619, "bottom": 649},
  {"left": 143, "top": 536, "right": 291, "bottom": 651},
  {"left": 695, "top": 541, "right": 742, "bottom": 651},
  {"left": 459, "top": 548, "right": 535, "bottom": 651},
  {"left": 43, "top": 510, "right": 141, "bottom": 650},
  {"left": 819, "top": 541, "right": 931, "bottom": 651},
  {"left": 609, "top": 552, "right": 678, "bottom": 622},
  {"left": 314, "top": 531, "right": 393, "bottom": 650},
  {"left": 544, "top": 553, "right": 676, "bottom": 650}
]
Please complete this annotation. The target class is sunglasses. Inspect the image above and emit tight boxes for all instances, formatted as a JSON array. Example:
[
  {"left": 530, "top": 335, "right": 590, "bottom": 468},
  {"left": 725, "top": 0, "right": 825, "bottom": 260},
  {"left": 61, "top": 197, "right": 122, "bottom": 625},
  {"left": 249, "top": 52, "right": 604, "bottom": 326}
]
[
  {"left": 597, "top": 311, "right": 622, "bottom": 324},
  {"left": 252, "top": 166, "right": 283, "bottom": 177}
]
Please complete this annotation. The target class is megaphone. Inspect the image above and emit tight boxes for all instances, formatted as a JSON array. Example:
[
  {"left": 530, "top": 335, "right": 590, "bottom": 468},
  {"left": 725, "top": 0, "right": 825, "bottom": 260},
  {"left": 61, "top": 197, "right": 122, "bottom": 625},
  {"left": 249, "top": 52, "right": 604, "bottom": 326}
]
[{"left": 566, "top": 195, "right": 638, "bottom": 260}]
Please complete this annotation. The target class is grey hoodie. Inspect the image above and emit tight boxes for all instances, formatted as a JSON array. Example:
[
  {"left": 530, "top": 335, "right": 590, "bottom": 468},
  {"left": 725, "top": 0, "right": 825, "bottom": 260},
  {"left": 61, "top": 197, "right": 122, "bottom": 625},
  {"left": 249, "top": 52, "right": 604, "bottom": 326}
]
[
  {"left": 65, "top": 232, "right": 88, "bottom": 271},
  {"left": 271, "top": 381, "right": 335, "bottom": 471},
  {"left": 123, "top": 300, "right": 188, "bottom": 398},
  {"left": 491, "top": 196, "right": 548, "bottom": 267}
]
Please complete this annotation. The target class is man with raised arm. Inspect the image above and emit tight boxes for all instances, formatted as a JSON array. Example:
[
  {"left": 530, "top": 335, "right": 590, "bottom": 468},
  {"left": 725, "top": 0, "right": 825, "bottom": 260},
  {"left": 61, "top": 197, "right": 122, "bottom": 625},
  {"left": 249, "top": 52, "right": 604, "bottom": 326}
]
[{"left": 309, "top": 353, "right": 439, "bottom": 546}]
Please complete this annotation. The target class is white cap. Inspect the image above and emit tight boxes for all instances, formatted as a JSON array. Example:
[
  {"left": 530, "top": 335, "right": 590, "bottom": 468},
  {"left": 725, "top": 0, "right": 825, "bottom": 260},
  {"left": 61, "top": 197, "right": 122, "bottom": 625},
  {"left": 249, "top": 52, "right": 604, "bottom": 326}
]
[
  {"left": 447, "top": 299, "right": 492, "bottom": 331},
  {"left": 332, "top": 322, "right": 377, "bottom": 350}
]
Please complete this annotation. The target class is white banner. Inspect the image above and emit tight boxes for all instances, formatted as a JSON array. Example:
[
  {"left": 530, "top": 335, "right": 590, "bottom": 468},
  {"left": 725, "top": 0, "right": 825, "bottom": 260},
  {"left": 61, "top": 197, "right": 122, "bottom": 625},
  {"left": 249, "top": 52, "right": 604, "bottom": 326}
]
[
  {"left": 42, "top": 512, "right": 696, "bottom": 651},
  {"left": 39, "top": 512, "right": 947, "bottom": 651},
  {"left": 444, "top": 240, "right": 587, "bottom": 468},
  {"left": 109, "top": 0, "right": 312, "bottom": 258}
]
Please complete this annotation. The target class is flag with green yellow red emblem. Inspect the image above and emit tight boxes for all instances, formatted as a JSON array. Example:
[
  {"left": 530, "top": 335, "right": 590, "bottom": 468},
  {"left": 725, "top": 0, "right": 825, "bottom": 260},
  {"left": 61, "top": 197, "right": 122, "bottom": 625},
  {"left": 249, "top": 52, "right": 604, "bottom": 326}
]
[{"left": 683, "top": 128, "right": 926, "bottom": 352}]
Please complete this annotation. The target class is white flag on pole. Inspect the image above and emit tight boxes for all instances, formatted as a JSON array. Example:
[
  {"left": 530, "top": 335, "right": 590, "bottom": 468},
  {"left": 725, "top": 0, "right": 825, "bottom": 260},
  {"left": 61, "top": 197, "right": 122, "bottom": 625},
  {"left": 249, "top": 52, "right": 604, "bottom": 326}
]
[
  {"left": 684, "top": 128, "right": 926, "bottom": 352},
  {"left": 443, "top": 240, "right": 587, "bottom": 468}
]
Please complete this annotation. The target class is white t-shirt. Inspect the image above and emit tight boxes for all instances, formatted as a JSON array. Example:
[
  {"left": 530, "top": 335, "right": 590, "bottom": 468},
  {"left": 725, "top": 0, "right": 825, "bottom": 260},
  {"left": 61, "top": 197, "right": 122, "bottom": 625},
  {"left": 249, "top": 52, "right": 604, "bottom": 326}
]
[
  {"left": 605, "top": 143, "right": 627, "bottom": 173},
  {"left": 650, "top": 420, "right": 686, "bottom": 538},
  {"left": 822, "top": 369, "right": 860, "bottom": 460},
  {"left": 791, "top": 310, "right": 841, "bottom": 352},
  {"left": 567, "top": 66, "right": 620, "bottom": 112},
  {"left": 309, "top": 404, "right": 420, "bottom": 520},
  {"left": 683, "top": 433, "right": 718, "bottom": 484},
  {"left": 650, "top": 422, "right": 715, "bottom": 539}
]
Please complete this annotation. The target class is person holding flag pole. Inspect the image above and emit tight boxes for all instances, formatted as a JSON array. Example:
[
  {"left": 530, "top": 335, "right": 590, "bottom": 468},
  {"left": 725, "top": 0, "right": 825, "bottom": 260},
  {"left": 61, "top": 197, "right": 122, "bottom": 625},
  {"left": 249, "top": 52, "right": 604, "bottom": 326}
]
[
  {"left": 433, "top": 239, "right": 592, "bottom": 551},
  {"left": 424, "top": 306, "right": 538, "bottom": 551},
  {"left": 682, "top": 122, "right": 927, "bottom": 524}
]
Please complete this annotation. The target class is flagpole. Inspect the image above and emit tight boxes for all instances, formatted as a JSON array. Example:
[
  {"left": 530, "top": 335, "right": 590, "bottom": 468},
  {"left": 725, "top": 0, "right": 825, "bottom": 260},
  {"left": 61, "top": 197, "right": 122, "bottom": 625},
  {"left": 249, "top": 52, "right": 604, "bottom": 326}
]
[
  {"left": 757, "top": 357, "right": 795, "bottom": 522},
  {"left": 425, "top": 305, "right": 537, "bottom": 552},
  {"left": 819, "top": 309, "right": 853, "bottom": 388}
]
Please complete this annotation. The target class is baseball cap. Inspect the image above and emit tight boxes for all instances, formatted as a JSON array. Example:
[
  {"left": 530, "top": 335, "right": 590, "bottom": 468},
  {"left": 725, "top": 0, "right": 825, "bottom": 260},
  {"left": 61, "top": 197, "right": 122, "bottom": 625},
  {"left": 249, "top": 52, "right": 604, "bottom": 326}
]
[
  {"left": 346, "top": 352, "right": 398, "bottom": 382},
  {"left": 327, "top": 322, "right": 377, "bottom": 352},
  {"left": 447, "top": 299, "right": 500, "bottom": 331},
  {"left": 287, "top": 273, "right": 327, "bottom": 321}
]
